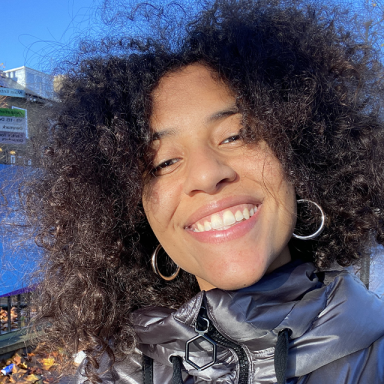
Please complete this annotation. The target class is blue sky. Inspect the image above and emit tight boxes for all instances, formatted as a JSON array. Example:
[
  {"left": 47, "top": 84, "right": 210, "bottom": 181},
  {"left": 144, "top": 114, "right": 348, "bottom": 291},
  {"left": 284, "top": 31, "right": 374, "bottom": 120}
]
[
  {"left": 1, "top": 0, "right": 379, "bottom": 74},
  {"left": 1, "top": 0, "right": 100, "bottom": 72},
  {"left": 1, "top": 0, "right": 203, "bottom": 74}
]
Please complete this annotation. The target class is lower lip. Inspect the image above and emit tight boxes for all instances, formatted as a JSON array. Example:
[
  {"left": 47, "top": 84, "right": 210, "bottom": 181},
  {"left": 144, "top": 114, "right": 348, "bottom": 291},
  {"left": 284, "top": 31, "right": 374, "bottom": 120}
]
[{"left": 186, "top": 206, "right": 261, "bottom": 244}]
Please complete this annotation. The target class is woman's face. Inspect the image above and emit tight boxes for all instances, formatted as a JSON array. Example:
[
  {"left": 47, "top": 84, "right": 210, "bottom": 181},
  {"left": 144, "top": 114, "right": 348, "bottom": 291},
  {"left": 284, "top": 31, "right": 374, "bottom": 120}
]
[{"left": 142, "top": 64, "right": 296, "bottom": 291}]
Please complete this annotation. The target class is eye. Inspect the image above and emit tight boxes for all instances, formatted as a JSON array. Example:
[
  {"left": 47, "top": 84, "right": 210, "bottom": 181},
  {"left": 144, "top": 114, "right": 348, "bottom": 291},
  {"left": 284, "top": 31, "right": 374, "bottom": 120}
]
[
  {"left": 221, "top": 134, "right": 241, "bottom": 144},
  {"left": 151, "top": 158, "right": 180, "bottom": 176}
]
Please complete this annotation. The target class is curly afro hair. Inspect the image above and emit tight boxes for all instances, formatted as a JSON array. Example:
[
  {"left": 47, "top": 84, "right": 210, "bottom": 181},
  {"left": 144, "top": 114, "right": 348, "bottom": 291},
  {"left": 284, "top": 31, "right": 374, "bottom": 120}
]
[{"left": 25, "top": 0, "right": 384, "bottom": 381}]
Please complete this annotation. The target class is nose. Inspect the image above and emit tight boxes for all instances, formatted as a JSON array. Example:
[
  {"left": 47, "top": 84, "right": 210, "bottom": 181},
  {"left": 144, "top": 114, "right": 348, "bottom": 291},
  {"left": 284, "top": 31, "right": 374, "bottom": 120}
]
[{"left": 183, "top": 146, "right": 238, "bottom": 195}]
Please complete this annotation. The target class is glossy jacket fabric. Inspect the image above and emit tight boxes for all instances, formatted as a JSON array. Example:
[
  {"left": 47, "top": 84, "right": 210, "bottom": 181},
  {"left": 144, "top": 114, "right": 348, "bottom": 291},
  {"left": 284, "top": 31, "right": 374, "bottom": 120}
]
[{"left": 75, "top": 261, "right": 384, "bottom": 383}]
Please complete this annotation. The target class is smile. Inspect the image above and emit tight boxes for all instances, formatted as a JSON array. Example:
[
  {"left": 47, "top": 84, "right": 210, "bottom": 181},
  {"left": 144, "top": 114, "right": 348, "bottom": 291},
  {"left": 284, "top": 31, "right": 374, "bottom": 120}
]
[{"left": 187, "top": 204, "right": 258, "bottom": 232}]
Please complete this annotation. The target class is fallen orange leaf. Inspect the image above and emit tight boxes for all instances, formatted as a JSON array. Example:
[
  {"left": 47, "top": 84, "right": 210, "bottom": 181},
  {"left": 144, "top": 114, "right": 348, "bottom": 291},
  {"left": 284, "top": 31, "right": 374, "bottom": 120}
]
[{"left": 13, "top": 355, "right": 21, "bottom": 366}]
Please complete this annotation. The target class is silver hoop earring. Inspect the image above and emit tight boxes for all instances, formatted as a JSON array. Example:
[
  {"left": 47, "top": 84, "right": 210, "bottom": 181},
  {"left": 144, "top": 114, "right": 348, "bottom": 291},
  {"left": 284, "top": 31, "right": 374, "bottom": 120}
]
[
  {"left": 292, "top": 199, "right": 326, "bottom": 240},
  {"left": 151, "top": 244, "right": 180, "bottom": 281}
]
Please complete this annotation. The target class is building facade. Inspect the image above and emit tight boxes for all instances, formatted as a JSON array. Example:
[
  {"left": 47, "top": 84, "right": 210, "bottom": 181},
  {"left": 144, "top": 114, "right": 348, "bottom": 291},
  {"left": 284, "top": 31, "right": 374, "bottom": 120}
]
[
  {"left": 0, "top": 68, "right": 53, "bottom": 166},
  {"left": 3, "top": 66, "right": 55, "bottom": 100}
]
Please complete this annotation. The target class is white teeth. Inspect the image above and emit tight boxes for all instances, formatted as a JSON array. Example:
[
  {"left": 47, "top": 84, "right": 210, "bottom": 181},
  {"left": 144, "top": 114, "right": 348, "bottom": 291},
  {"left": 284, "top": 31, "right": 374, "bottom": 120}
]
[
  {"left": 211, "top": 213, "right": 223, "bottom": 229},
  {"left": 204, "top": 221, "right": 212, "bottom": 231},
  {"left": 191, "top": 205, "right": 257, "bottom": 232},
  {"left": 235, "top": 210, "right": 243, "bottom": 222},
  {"left": 223, "top": 210, "right": 236, "bottom": 226}
]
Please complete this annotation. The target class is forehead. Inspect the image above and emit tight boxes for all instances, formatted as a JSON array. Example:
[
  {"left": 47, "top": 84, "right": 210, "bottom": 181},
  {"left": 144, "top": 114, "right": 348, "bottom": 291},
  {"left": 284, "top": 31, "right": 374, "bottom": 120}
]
[
  {"left": 153, "top": 63, "right": 222, "bottom": 94},
  {"left": 150, "top": 64, "right": 235, "bottom": 131}
]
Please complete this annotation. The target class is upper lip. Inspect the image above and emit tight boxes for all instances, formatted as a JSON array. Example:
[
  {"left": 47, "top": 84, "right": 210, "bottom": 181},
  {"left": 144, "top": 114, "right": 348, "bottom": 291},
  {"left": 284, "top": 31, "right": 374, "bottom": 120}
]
[{"left": 184, "top": 195, "right": 262, "bottom": 228}]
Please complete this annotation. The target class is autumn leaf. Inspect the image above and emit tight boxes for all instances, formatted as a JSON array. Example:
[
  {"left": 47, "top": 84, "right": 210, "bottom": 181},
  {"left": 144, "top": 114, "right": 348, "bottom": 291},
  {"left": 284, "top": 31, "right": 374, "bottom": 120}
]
[
  {"left": 23, "top": 374, "right": 41, "bottom": 383},
  {"left": 17, "top": 369, "right": 28, "bottom": 375},
  {"left": 13, "top": 354, "right": 22, "bottom": 366},
  {"left": 40, "top": 358, "right": 55, "bottom": 370},
  {"left": 1, "top": 344, "right": 76, "bottom": 384}
]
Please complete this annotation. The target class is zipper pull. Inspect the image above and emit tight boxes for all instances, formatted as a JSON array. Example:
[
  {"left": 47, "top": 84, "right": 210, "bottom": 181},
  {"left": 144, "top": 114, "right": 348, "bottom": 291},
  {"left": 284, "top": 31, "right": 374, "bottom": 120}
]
[{"left": 185, "top": 315, "right": 217, "bottom": 370}]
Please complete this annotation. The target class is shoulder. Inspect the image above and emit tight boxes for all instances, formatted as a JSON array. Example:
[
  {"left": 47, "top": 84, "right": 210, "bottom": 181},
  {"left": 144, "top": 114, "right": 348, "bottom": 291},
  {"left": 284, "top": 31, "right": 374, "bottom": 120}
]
[
  {"left": 299, "top": 270, "right": 384, "bottom": 383},
  {"left": 299, "top": 334, "right": 384, "bottom": 384}
]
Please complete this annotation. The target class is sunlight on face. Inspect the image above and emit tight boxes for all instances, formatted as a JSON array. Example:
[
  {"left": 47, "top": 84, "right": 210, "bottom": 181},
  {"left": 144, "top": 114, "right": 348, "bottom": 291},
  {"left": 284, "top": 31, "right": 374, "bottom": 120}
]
[{"left": 143, "top": 64, "right": 296, "bottom": 291}]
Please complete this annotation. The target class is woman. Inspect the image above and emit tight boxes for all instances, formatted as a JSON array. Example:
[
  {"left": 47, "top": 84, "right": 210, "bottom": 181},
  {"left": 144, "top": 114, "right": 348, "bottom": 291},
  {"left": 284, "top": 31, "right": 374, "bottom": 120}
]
[{"left": 27, "top": 0, "right": 384, "bottom": 383}]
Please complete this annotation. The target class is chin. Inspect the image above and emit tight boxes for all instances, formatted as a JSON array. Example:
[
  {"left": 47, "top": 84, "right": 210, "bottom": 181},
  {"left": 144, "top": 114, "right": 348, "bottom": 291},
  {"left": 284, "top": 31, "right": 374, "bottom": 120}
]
[
  {"left": 203, "top": 266, "right": 267, "bottom": 291},
  {"left": 197, "top": 250, "right": 292, "bottom": 291},
  {"left": 218, "top": 277, "right": 264, "bottom": 291}
]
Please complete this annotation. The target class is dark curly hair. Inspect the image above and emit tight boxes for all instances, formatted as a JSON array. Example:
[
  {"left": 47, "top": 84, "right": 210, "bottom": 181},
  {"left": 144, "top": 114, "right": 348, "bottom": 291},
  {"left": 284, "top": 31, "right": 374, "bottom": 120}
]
[{"left": 24, "top": 0, "right": 384, "bottom": 381}]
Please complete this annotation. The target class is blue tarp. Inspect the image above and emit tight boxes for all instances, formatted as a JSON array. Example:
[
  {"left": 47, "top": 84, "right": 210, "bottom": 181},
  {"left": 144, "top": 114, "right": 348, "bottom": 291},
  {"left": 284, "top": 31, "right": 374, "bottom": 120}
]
[{"left": 0, "top": 164, "right": 40, "bottom": 296}]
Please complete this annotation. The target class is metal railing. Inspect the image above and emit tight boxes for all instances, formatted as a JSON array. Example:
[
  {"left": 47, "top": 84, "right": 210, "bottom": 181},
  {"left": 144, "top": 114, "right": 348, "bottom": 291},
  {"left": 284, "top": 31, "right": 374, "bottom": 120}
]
[{"left": 0, "top": 292, "right": 33, "bottom": 335}]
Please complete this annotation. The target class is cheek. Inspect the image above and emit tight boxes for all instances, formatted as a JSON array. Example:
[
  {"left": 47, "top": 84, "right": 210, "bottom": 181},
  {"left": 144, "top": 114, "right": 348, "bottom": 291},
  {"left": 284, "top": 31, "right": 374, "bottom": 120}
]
[
  {"left": 240, "top": 144, "right": 281, "bottom": 180},
  {"left": 242, "top": 151, "right": 296, "bottom": 228},
  {"left": 255, "top": 154, "right": 291, "bottom": 198},
  {"left": 143, "top": 179, "right": 183, "bottom": 230}
]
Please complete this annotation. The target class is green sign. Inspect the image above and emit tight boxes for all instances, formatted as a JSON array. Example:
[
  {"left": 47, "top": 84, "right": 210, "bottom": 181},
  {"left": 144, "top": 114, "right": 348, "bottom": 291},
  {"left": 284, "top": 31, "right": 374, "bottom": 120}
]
[
  {"left": 0, "top": 88, "right": 25, "bottom": 98},
  {"left": 0, "top": 108, "right": 26, "bottom": 118}
]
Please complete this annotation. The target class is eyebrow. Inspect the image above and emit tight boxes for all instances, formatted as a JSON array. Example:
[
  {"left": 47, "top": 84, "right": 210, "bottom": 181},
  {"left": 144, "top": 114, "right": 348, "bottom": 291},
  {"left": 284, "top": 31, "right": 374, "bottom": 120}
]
[
  {"left": 207, "top": 105, "right": 239, "bottom": 123},
  {"left": 151, "top": 105, "right": 239, "bottom": 141}
]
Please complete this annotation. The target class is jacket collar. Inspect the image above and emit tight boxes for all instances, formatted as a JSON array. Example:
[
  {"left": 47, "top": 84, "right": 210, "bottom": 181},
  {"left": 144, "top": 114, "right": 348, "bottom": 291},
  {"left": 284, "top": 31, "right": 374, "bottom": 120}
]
[{"left": 132, "top": 261, "right": 384, "bottom": 381}]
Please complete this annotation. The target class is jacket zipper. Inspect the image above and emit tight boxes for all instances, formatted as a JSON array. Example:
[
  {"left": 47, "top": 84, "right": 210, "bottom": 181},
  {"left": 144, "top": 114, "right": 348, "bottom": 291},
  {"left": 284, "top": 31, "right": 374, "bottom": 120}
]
[{"left": 196, "top": 304, "right": 249, "bottom": 384}]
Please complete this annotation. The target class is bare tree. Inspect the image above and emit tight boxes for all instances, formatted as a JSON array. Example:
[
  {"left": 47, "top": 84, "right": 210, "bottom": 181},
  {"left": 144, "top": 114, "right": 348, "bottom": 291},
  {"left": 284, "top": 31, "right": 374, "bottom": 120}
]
[{"left": 356, "top": 0, "right": 384, "bottom": 57}]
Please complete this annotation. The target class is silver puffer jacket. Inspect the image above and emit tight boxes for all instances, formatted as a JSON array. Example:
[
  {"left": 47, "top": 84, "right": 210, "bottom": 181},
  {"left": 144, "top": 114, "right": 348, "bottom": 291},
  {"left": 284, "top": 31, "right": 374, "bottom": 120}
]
[{"left": 75, "top": 261, "right": 384, "bottom": 383}]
